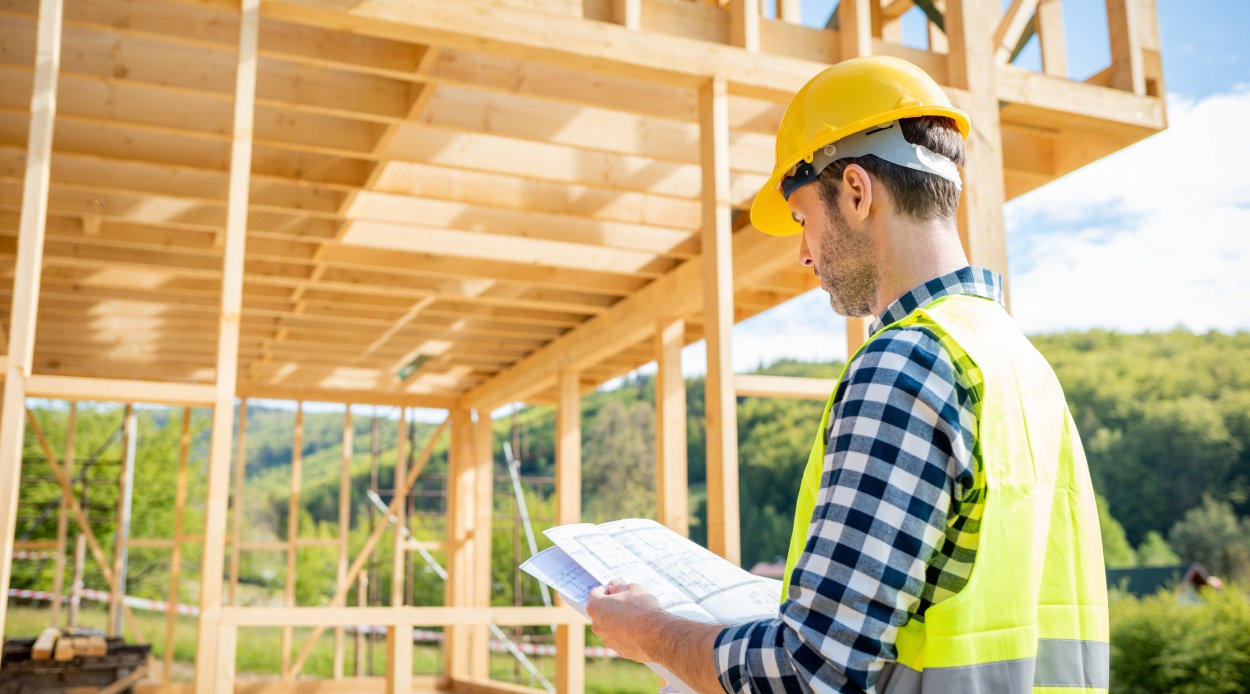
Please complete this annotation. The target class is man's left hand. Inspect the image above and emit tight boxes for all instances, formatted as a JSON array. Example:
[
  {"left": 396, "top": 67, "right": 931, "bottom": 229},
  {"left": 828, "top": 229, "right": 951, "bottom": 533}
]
[{"left": 586, "top": 579, "right": 663, "bottom": 662}]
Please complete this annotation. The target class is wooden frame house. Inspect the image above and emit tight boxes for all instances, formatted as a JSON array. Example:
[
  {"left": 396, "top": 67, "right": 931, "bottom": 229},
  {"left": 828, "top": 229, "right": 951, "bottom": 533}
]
[{"left": 0, "top": 0, "right": 1166, "bottom": 691}]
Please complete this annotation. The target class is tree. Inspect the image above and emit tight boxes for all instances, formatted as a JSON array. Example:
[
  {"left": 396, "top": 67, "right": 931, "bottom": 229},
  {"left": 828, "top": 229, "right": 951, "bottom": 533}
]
[
  {"left": 1134, "top": 531, "right": 1181, "bottom": 567},
  {"left": 581, "top": 400, "right": 656, "bottom": 522},
  {"left": 1168, "top": 496, "right": 1250, "bottom": 580}
]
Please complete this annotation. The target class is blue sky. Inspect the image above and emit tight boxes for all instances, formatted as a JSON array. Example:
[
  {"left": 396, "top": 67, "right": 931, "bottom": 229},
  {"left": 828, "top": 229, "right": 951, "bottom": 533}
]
[{"left": 691, "top": 0, "right": 1250, "bottom": 375}]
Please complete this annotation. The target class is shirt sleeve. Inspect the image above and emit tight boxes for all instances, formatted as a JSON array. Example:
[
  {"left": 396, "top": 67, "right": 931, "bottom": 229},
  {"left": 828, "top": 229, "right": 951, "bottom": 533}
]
[{"left": 712, "top": 327, "right": 978, "bottom": 694}]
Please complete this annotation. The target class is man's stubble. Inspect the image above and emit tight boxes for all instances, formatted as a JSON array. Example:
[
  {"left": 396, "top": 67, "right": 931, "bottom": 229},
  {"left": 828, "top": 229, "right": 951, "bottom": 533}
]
[{"left": 814, "top": 202, "right": 878, "bottom": 318}]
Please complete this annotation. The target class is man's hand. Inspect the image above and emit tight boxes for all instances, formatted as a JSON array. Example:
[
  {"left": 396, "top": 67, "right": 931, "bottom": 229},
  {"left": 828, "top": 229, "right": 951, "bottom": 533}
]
[{"left": 586, "top": 579, "right": 664, "bottom": 662}]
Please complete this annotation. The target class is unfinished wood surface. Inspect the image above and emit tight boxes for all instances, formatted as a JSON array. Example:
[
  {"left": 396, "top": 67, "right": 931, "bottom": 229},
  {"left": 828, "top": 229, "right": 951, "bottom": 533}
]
[
  {"left": 554, "top": 370, "right": 585, "bottom": 694},
  {"left": 194, "top": 0, "right": 260, "bottom": 687},
  {"left": 110, "top": 403, "right": 137, "bottom": 637},
  {"left": 469, "top": 410, "right": 494, "bottom": 681},
  {"left": 1034, "top": 0, "right": 1066, "bottom": 76},
  {"left": 333, "top": 407, "right": 352, "bottom": 680},
  {"left": 281, "top": 403, "right": 305, "bottom": 679},
  {"left": 735, "top": 374, "right": 836, "bottom": 401},
  {"left": 165, "top": 406, "right": 192, "bottom": 683},
  {"left": 1106, "top": 0, "right": 1146, "bottom": 95},
  {"left": 229, "top": 400, "right": 248, "bottom": 605},
  {"left": 699, "top": 76, "right": 740, "bottom": 565},
  {"left": 846, "top": 316, "right": 872, "bottom": 357},
  {"left": 444, "top": 408, "right": 474, "bottom": 681},
  {"left": 994, "top": 0, "right": 1040, "bottom": 65},
  {"left": 386, "top": 408, "right": 408, "bottom": 692},
  {"left": 50, "top": 401, "right": 75, "bottom": 628},
  {"left": 655, "top": 318, "right": 688, "bottom": 536},
  {"left": 0, "top": 0, "right": 61, "bottom": 640},
  {"left": 839, "top": 0, "right": 872, "bottom": 61}
]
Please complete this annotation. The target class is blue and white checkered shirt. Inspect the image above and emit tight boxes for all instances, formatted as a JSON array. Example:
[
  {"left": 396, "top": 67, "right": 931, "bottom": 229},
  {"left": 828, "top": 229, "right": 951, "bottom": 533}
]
[{"left": 713, "top": 266, "right": 1004, "bottom": 694}]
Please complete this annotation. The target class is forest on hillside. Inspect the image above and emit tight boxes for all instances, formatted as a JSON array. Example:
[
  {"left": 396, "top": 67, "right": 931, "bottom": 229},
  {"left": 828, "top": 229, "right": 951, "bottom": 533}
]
[{"left": 11, "top": 328, "right": 1250, "bottom": 608}]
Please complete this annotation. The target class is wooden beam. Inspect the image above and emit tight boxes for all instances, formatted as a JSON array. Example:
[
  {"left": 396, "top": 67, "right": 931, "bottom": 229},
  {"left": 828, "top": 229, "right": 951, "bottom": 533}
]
[
  {"left": 993, "top": 0, "right": 1039, "bottom": 65},
  {"left": 333, "top": 407, "right": 352, "bottom": 680},
  {"left": 281, "top": 402, "right": 305, "bottom": 680},
  {"left": 735, "top": 374, "right": 836, "bottom": 400},
  {"left": 444, "top": 408, "right": 474, "bottom": 681},
  {"left": 555, "top": 370, "right": 585, "bottom": 694},
  {"left": 218, "top": 605, "right": 584, "bottom": 628},
  {"left": 1105, "top": 0, "right": 1146, "bottom": 95},
  {"left": 699, "top": 76, "right": 739, "bottom": 565},
  {"left": 776, "top": 0, "right": 802, "bottom": 23},
  {"left": 655, "top": 319, "right": 688, "bottom": 536},
  {"left": 729, "top": 0, "right": 761, "bottom": 52},
  {"left": 22, "top": 374, "right": 218, "bottom": 406},
  {"left": 50, "top": 402, "right": 76, "bottom": 628},
  {"left": 229, "top": 400, "right": 248, "bottom": 606},
  {"left": 470, "top": 410, "right": 494, "bottom": 681},
  {"left": 845, "top": 315, "right": 873, "bottom": 358},
  {"left": 1034, "top": 0, "right": 1065, "bottom": 76},
  {"left": 165, "top": 407, "right": 192, "bottom": 684},
  {"left": 194, "top": 0, "right": 260, "bottom": 687},
  {"left": 946, "top": 0, "right": 1010, "bottom": 292},
  {"left": 613, "top": 0, "right": 641, "bottom": 29},
  {"left": 109, "top": 403, "right": 137, "bottom": 636},
  {"left": 0, "top": 0, "right": 61, "bottom": 639},
  {"left": 386, "top": 408, "right": 409, "bottom": 694},
  {"left": 839, "top": 0, "right": 873, "bottom": 61}
]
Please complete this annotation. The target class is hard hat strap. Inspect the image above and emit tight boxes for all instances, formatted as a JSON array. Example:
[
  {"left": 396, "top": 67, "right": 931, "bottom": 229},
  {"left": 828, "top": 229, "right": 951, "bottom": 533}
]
[{"left": 778, "top": 120, "right": 962, "bottom": 200}]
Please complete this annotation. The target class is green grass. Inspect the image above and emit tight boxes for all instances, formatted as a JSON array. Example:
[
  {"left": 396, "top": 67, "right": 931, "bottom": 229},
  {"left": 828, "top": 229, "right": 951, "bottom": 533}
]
[{"left": 4, "top": 605, "right": 660, "bottom": 693}]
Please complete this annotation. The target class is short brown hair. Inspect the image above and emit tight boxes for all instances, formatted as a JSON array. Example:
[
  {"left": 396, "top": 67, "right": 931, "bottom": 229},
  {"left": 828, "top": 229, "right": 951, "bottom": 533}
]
[{"left": 815, "top": 115, "right": 965, "bottom": 221}]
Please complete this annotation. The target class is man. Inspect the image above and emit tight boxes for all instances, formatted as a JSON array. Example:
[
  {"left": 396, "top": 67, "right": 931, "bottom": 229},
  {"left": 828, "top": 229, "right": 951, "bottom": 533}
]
[{"left": 586, "top": 56, "right": 1109, "bottom": 694}]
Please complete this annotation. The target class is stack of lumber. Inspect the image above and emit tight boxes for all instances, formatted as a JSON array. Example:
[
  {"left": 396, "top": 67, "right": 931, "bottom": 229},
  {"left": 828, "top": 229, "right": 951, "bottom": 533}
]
[{"left": 30, "top": 627, "right": 109, "bottom": 661}]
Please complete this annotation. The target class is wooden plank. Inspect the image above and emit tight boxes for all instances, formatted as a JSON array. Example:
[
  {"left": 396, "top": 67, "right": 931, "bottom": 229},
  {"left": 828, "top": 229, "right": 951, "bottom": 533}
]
[
  {"left": 23, "top": 375, "right": 217, "bottom": 406},
  {"left": 110, "top": 404, "right": 137, "bottom": 637},
  {"left": 32, "top": 627, "right": 59, "bottom": 660},
  {"left": 729, "top": 0, "right": 761, "bottom": 52},
  {"left": 1034, "top": 0, "right": 1065, "bottom": 76},
  {"left": 443, "top": 408, "right": 474, "bottom": 681},
  {"left": 333, "top": 407, "right": 352, "bottom": 680},
  {"left": 839, "top": 0, "right": 872, "bottom": 61},
  {"left": 845, "top": 316, "right": 872, "bottom": 358},
  {"left": 699, "top": 76, "right": 739, "bottom": 565},
  {"left": 165, "top": 407, "right": 192, "bottom": 684},
  {"left": 281, "top": 403, "right": 305, "bottom": 680},
  {"left": 54, "top": 633, "right": 75, "bottom": 661},
  {"left": 385, "top": 408, "right": 408, "bottom": 693},
  {"left": 554, "top": 370, "right": 584, "bottom": 694},
  {"left": 1105, "top": 0, "right": 1145, "bottom": 95},
  {"left": 229, "top": 400, "right": 248, "bottom": 606},
  {"left": 655, "top": 319, "right": 688, "bottom": 536},
  {"left": 193, "top": 0, "right": 260, "bottom": 687},
  {"left": 470, "top": 410, "right": 494, "bottom": 681},
  {"left": 993, "top": 0, "right": 1040, "bottom": 65},
  {"left": 385, "top": 624, "right": 413, "bottom": 694},
  {"left": 218, "top": 605, "right": 583, "bottom": 628},
  {"left": 50, "top": 402, "right": 75, "bottom": 628},
  {"left": 735, "top": 374, "right": 835, "bottom": 401},
  {"left": 0, "top": 0, "right": 61, "bottom": 640},
  {"left": 613, "top": 0, "right": 641, "bottom": 29}
]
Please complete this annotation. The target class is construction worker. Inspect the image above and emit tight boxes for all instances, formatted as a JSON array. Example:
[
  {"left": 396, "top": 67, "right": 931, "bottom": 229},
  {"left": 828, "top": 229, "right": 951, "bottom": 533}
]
[{"left": 586, "top": 56, "right": 1109, "bottom": 693}]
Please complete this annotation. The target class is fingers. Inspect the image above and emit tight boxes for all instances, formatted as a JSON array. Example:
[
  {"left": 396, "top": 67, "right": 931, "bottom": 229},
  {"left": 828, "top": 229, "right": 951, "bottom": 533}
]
[{"left": 605, "top": 579, "right": 628, "bottom": 595}]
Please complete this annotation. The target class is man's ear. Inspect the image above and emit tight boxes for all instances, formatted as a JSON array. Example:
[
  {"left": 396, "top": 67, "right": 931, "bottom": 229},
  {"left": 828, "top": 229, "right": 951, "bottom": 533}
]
[{"left": 841, "top": 164, "right": 873, "bottom": 224}]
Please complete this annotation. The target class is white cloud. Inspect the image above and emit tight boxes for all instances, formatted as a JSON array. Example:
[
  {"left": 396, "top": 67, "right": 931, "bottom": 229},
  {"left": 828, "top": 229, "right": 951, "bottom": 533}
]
[{"left": 1006, "top": 88, "right": 1250, "bottom": 334}]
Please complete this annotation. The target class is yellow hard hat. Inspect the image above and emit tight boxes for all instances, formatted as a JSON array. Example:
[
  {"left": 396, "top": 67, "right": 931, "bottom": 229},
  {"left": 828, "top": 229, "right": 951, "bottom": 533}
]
[{"left": 750, "top": 55, "right": 970, "bottom": 236}]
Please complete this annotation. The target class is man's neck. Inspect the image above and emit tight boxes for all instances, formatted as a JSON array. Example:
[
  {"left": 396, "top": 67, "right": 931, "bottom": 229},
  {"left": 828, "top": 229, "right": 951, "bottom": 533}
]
[{"left": 870, "top": 216, "right": 968, "bottom": 319}]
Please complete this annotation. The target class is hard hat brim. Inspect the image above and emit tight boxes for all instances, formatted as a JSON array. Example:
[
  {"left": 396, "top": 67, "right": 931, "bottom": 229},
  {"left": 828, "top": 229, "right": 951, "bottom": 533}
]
[{"left": 751, "top": 105, "right": 970, "bottom": 237}]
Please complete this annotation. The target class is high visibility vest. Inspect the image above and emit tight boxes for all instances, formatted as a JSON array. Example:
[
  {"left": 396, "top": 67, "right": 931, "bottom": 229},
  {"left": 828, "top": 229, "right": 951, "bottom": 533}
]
[{"left": 781, "top": 294, "right": 1110, "bottom": 693}]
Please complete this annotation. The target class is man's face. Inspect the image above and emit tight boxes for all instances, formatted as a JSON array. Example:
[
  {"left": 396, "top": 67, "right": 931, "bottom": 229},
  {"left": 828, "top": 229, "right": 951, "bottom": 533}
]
[{"left": 789, "top": 180, "right": 877, "bottom": 318}]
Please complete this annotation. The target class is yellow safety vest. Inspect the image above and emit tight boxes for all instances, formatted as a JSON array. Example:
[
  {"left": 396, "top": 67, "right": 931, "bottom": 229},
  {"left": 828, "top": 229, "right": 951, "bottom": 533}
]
[{"left": 781, "top": 294, "right": 1109, "bottom": 693}]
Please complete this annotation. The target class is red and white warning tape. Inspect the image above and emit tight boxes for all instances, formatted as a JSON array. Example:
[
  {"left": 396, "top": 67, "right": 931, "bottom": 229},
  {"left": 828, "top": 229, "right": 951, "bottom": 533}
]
[
  {"left": 12, "top": 551, "right": 59, "bottom": 560},
  {"left": 8, "top": 588, "right": 617, "bottom": 657}
]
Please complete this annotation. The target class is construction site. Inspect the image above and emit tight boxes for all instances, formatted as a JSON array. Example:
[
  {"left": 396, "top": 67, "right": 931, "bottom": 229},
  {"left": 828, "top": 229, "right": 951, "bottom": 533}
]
[{"left": 0, "top": 0, "right": 1167, "bottom": 692}]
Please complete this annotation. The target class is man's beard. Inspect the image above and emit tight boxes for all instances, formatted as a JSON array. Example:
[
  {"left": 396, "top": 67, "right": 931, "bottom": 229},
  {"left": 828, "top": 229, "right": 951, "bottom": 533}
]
[{"left": 814, "top": 204, "right": 877, "bottom": 317}]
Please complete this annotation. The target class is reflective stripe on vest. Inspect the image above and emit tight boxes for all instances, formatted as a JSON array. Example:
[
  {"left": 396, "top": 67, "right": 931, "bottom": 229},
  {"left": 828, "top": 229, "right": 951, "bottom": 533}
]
[
  {"left": 878, "top": 639, "right": 1110, "bottom": 693},
  {"left": 781, "top": 295, "right": 1110, "bottom": 693}
]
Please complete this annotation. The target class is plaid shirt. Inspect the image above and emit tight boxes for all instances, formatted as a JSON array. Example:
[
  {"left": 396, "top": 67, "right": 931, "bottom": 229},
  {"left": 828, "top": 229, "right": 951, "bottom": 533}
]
[{"left": 713, "top": 266, "right": 1004, "bottom": 694}]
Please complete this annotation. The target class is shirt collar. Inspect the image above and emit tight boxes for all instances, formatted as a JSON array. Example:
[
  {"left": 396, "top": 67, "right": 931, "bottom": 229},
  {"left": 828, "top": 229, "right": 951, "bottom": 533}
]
[{"left": 870, "top": 266, "right": 1005, "bottom": 334}]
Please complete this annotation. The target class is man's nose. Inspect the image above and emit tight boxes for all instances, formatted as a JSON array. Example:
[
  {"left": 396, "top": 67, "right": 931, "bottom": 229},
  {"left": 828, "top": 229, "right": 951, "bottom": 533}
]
[{"left": 798, "top": 232, "right": 814, "bottom": 267}]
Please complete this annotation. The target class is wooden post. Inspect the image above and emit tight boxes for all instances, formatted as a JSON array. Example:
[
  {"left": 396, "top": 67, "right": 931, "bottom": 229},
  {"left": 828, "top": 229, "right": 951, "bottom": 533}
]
[
  {"left": 1035, "top": 0, "right": 1067, "bottom": 76},
  {"left": 51, "top": 402, "right": 76, "bottom": 627},
  {"left": 470, "top": 410, "right": 494, "bottom": 681},
  {"left": 214, "top": 624, "right": 238, "bottom": 694},
  {"left": 655, "top": 319, "right": 688, "bottom": 536},
  {"left": 355, "top": 573, "right": 368, "bottom": 675},
  {"left": 229, "top": 400, "right": 247, "bottom": 605},
  {"left": 729, "top": 0, "right": 761, "bottom": 52},
  {"left": 111, "top": 403, "right": 137, "bottom": 637},
  {"left": 929, "top": 0, "right": 949, "bottom": 53},
  {"left": 444, "top": 408, "right": 475, "bottom": 681},
  {"left": 845, "top": 316, "right": 873, "bottom": 359},
  {"left": 776, "top": 0, "right": 802, "bottom": 24},
  {"left": 193, "top": 0, "right": 260, "bottom": 685},
  {"left": 165, "top": 407, "right": 192, "bottom": 684},
  {"left": 1106, "top": 0, "right": 1145, "bottom": 95},
  {"left": 68, "top": 533, "right": 85, "bottom": 627},
  {"left": 0, "top": 0, "right": 61, "bottom": 638},
  {"left": 386, "top": 408, "right": 409, "bottom": 693},
  {"left": 334, "top": 408, "right": 353, "bottom": 680},
  {"left": 947, "top": 0, "right": 1010, "bottom": 296},
  {"left": 839, "top": 0, "right": 873, "bottom": 61},
  {"left": 612, "top": 0, "right": 640, "bottom": 29},
  {"left": 699, "top": 77, "right": 740, "bottom": 565},
  {"left": 555, "top": 370, "right": 585, "bottom": 694},
  {"left": 281, "top": 403, "right": 305, "bottom": 680}
]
